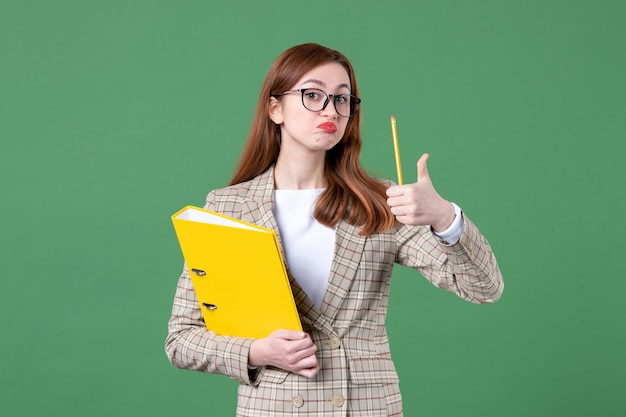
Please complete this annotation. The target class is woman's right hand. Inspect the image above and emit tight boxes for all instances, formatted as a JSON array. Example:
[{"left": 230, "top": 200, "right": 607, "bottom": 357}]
[{"left": 249, "top": 329, "right": 319, "bottom": 378}]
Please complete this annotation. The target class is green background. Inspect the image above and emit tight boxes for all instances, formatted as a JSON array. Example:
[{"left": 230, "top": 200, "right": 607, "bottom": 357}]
[{"left": 1, "top": 0, "right": 624, "bottom": 415}]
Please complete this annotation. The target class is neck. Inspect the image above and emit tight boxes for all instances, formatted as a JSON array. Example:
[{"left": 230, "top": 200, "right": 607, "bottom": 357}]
[{"left": 274, "top": 151, "right": 326, "bottom": 190}]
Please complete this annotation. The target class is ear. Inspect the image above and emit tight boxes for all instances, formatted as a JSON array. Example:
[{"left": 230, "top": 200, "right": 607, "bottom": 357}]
[{"left": 268, "top": 96, "right": 283, "bottom": 125}]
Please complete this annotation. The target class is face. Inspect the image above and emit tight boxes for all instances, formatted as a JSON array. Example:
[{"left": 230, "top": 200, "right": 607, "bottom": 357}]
[{"left": 269, "top": 62, "right": 352, "bottom": 155}]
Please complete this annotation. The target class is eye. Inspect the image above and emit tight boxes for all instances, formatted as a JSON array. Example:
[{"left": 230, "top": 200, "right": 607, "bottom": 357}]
[
  {"left": 304, "top": 89, "right": 323, "bottom": 101},
  {"left": 335, "top": 95, "right": 349, "bottom": 104}
]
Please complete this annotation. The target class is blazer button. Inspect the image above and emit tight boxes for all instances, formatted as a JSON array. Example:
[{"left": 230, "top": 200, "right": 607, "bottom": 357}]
[
  {"left": 332, "top": 394, "right": 345, "bottom": 407},
  {"left": 292, "top": 394, "right": 304, "bottom": 408},
  {"left": 329, "top": 336, "right": 341, "bottom": 349}
]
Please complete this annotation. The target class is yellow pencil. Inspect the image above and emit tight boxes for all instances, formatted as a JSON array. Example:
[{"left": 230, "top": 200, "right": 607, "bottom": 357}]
[{"left": 390, "top": 115, "right": 403, "bottom": 185}]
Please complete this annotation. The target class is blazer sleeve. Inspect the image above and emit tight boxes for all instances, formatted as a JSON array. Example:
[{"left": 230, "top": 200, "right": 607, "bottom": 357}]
[
  {"left": 164, "top": 265, "right": 260, "bottom": 385},
  {"left": 395, "top": 211, "right": 504, "bottom": 304}
]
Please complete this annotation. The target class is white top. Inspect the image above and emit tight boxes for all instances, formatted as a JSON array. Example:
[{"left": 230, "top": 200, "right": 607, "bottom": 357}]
[
  {"left": 274, "top": 189, "right": 335, "bottom": 307},
  {"left": 273, "top": 190, "right": 465, "bottom": 308}
]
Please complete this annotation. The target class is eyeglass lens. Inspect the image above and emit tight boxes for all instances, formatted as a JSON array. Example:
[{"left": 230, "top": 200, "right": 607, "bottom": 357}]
[{"left": 302, "top": 88, "right": 359, "bottom": 117}]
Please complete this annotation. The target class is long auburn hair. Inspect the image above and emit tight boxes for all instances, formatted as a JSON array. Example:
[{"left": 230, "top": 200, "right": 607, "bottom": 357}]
[{"left": 229, "top": 43, "right": 397, "bottom": 235}]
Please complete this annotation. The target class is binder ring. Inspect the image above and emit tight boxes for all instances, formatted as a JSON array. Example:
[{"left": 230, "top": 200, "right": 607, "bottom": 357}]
[
  {"left": 202, "top": 303, "right": 217, "bottom": 310},
  {"left": 191, "top": 268, "right": 206, "bottom": 276}
]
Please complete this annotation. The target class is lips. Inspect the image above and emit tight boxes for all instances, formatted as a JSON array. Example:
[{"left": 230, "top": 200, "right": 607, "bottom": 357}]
[{"left": 317, "top": 122, "right": 337, "bottom": 133}]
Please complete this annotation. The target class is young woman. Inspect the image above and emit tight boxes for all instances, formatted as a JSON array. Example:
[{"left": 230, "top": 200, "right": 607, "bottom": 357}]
[{"left": 165, "top": 43, "right": 503, "bottom": 416}]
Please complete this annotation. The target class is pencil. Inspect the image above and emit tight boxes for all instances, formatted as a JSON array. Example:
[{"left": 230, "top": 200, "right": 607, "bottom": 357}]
[{"left": 390, "top": 115, "right": 403, "bottom": 185}]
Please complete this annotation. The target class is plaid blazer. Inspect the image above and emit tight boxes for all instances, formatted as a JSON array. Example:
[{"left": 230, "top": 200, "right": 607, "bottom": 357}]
[{"left": 165, "top": 167, "right": 503, "bottom": 416}]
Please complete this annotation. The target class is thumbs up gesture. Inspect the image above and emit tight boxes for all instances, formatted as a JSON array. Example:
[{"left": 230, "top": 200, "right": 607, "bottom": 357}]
[{"left": 386, "top": 153, "right": 456, "bottom": 232}]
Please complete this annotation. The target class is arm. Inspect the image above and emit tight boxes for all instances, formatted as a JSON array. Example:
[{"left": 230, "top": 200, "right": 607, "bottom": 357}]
[
  {"left": 165, "top": 190, "right": 319, "bottom": 381},
  {"left": 395, "top": 214, "right": 503, "bottom": 304},
  {"left": 387, "top": 153, "right": 504, "bottom": 303},
  {"left": 165, "top": 267, "right": 321, "bottom": 381},
  {"left": 164, "top": 266, "right": 259, "bottom": 384}
]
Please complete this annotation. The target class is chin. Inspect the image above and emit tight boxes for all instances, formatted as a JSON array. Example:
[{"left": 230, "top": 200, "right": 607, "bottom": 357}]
[{"left": 315, "top": 135, "right": 341, "bottom": 149}]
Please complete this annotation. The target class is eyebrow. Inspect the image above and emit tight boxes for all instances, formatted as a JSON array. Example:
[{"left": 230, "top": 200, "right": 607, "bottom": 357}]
[{"left": 300, "top": 78, "right": 351, "bottom": 91}]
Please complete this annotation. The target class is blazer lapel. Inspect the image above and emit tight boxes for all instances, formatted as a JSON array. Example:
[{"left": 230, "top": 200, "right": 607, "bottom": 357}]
[{"left": 320, "top": 219, "right": 366, "bottom": 323}]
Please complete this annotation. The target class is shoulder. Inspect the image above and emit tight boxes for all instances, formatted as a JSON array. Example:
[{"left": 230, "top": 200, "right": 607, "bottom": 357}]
[
  {"left": 204, "top": 167, "right": 274, "bottom": 215},
  {"left": 208, "top": 179, "right": 255, "bottom": 200},
  {"left": 205, "top": 180, "right": 253, "bottom": 215}
]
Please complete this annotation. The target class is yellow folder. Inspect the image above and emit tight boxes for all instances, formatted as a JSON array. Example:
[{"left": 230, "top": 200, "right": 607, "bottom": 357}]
[{"left": 171, "top": 206, "right": 302, "bottom": 339}]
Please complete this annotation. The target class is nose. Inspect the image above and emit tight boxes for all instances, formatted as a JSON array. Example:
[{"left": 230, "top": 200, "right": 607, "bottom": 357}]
[{"left": 320, "top": 96, "right": 339, "bottom": 118}]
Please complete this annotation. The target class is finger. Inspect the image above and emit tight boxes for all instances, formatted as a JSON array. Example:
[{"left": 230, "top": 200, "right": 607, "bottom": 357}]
[
  {"left": 386, "top": 195, "right": 407, "bottom": 209},
  {"left": 300, "top": 341, "right": 318, "bottom": 356},
  {"left": 298, "top": 352, "right": 318, "bottom": 367},
  {"left": 386, "top": 184, "right": 404, "bottom": 197},
  {"left": 271, "top": 329, "right": 307, "bottom": 340},
  {"left": 297, "top": 364, "right": 320, "bottom": 379},
  {"left": 389, "top": 204, "right": 407, "bottom": 217},
  {"left": 416, "top": 153, "right": 430, "bottom": 182},
  {"left": 284, "top": 346, "right": 316, "bottom": 367},
  {"left": 285, "top": 337, "right": 317, "bottom": 358},
  {"left": 296, "top": 355, "right": 319, "bottom": 376},
  {"left": 285, "top": 335, "right": 317, "bottom": 360}
]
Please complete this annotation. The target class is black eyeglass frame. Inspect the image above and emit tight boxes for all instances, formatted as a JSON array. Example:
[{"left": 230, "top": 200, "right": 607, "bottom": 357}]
[{"left": 272, "top": 88, "right": 362, "bottom": 118}]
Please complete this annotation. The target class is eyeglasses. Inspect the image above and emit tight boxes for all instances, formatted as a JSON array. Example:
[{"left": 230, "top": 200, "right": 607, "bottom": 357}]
[{"left": 272, "top": 88, "right": 361, "bottom": 118}]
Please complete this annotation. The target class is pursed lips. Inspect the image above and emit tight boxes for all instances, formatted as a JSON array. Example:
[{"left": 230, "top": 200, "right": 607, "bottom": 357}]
[{"left": 317, "top": 122, "right": 337, "bottom": 133}]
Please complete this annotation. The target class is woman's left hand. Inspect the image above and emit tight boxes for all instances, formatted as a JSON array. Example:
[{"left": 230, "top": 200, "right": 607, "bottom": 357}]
[{"left": 386, "top": 153, "right": 456, "bottom": 232}]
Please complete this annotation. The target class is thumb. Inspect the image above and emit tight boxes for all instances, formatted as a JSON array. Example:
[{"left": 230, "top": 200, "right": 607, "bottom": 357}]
[{"left": 416, "top": 153, "right": 430, "bottom": 182}]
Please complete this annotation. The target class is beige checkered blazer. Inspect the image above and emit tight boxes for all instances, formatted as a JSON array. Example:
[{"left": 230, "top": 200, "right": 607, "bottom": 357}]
[{"left": 165, "top": 167, "right": 503, "bottom": 416}]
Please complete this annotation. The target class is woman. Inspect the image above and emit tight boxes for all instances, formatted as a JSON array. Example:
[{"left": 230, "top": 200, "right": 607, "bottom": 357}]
[{"left": 165, "top": 43, "right": 503, "bottom": 416}]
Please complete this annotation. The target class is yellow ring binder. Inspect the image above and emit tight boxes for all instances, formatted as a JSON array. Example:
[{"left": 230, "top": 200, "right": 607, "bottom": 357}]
[{"left": 172, "top": 205, "right": 302, "bottom": 338}]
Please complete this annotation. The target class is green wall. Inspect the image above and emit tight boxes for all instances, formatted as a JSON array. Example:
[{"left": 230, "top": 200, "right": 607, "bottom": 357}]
[{"left": 1, "top": 1, "right": 624, "bottom": 415}]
